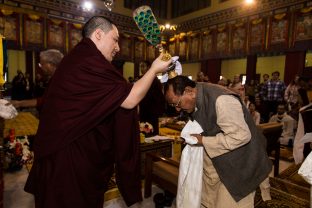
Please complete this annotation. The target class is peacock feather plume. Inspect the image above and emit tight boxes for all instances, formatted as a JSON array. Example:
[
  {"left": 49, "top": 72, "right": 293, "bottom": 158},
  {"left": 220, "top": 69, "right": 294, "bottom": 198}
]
[
  {"left": 133, "top": 5, "right": 178, "bottom": 78},
  {"left": 133, "top": 5, "right": 161, "bottom": 48}
]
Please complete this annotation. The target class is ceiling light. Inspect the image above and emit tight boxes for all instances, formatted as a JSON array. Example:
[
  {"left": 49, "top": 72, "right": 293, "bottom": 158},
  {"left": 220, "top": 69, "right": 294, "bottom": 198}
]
[
  {"left": 245, "top": 0, "right": 254, "bottom": 4},
  {"left": 83, "top": 1, "right": 93, "bottom": 11},
  {"left": 103, "top": 0, "right": 114, "bottom": 11},
  {"left": 160, "top": 24, "right": 177, "bottom": 32}
]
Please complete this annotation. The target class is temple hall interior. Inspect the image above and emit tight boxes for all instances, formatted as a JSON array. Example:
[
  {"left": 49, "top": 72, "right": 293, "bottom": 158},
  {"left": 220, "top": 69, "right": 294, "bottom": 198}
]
[{"left": 1, "top": 0, "right": 312, "bottom": 207}]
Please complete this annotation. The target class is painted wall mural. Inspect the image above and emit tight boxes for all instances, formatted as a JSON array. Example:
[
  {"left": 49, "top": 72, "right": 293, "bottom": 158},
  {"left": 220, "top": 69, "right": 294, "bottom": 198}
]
[{"left": 0, "top": 4, "right": 311, "bottom": 61}]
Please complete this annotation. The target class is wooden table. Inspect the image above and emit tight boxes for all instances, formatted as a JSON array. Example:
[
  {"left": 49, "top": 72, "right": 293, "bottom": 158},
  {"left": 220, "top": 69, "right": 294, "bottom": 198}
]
[{"left": 140, "top": 140, "right": 173, "bottom": 177}]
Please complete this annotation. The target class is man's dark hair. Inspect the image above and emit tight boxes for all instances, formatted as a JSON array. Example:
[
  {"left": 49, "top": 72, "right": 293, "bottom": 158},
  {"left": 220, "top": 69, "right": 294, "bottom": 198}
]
[
  {"left": 164, "top": 75, "right": 196, "bottom": 96},
  {"left": 272, "top": 71, "right": 280, "bottom": 76},
  {"left": 82, "top": 16, "right": 114, "bottom": 38}
]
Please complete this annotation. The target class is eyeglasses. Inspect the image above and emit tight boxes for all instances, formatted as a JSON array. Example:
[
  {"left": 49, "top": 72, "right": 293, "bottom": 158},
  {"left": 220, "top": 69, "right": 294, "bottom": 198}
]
[
  {"left": 173, "top": 96, "right": 182, "bottom": 108},
  {"left": 38, "top": 62, "right": 50, "bottom": 68},
  {"left": 169, "top": 92, "right": 184, "bottom": 108}
]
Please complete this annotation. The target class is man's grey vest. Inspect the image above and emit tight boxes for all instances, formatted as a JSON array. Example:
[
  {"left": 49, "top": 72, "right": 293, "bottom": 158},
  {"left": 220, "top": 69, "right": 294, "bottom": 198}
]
[{"left": 192, "top": 83, "right": 272, "bottom": 202}]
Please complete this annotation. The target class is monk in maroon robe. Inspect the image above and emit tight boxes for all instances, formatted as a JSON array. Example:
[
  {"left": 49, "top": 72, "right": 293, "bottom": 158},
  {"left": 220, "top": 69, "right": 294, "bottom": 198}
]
[{"left": 24, "top": 16, "right": 172, "bottom": 208}]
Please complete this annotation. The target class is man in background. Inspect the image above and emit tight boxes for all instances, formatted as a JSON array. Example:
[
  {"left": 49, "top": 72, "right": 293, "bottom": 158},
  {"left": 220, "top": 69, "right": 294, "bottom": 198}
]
[
  {"left": 196, "top": 71, "right": 209, "bottom": 82},
  {"left": 261, "top": 71, "right": 286, "bottom": 119},
  {"left": 269, "top": 103, "right": 295, "bottom": 146},
  {"left": 9, "top": 49, "right": 64, "bottom": 113}
]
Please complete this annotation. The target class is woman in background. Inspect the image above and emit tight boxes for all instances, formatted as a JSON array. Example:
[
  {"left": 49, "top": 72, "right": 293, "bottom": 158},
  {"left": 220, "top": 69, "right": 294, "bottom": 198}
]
[{"left": 249, "top": 102, "right": 261, "bottom": 125}]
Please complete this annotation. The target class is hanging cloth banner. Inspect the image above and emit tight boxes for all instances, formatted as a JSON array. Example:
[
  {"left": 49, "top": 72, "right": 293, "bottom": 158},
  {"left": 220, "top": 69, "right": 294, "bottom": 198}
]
[
  {"left": 0, "top": 35, "right": 6, "bottom": 86},
  {"left": 3, "top": 38, "right": 8, "bottom": 75}
]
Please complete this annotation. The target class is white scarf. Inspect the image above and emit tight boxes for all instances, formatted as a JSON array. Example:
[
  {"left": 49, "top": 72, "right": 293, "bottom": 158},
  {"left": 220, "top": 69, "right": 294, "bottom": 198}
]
[
  {"left": 177, "top": 120, "right": 203, "bottom": 208},
  {"left": 0, "top": 99, "right": 18, "bottom": 119}
]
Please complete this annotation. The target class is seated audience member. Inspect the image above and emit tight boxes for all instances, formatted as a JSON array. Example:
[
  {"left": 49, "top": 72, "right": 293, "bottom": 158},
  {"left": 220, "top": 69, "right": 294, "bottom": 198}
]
[
  {"left": 248, "top": 102, "right": 260, "bottom": 125},
  {"left": 269, "top": 103, "right": 295, "bottom": 146}
]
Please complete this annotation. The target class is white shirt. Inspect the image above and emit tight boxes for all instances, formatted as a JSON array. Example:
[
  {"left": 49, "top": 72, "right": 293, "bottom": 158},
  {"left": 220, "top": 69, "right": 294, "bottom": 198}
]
[{"left": 269, "top": 113, "right": 295, "bottom": 145}]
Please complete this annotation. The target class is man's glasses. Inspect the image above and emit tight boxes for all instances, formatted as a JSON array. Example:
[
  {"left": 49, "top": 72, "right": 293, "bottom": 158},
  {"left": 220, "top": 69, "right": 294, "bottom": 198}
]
[
  {"left": 169, "top": 92, "right": 184, "bottom": 108},
  {"left": 38, "top": 62, "right": 50, "bottom": 68}
]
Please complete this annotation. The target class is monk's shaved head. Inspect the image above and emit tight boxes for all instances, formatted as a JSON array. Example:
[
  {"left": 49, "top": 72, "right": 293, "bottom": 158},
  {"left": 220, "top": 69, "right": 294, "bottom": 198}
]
[{"left": 82, "top": 16, "right": 114, "bottom": 38}]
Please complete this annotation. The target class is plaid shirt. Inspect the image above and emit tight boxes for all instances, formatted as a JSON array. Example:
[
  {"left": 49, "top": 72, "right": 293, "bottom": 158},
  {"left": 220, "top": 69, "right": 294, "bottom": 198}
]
[{"left": 262, "top": 79, "right": 286, "bottom": 102}]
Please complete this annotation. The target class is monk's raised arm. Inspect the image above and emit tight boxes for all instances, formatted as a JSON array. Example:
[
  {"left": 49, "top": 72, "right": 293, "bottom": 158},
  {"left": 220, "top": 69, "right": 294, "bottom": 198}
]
[{"left": 121, "top": 54, "right": 172, "bottom": 109}]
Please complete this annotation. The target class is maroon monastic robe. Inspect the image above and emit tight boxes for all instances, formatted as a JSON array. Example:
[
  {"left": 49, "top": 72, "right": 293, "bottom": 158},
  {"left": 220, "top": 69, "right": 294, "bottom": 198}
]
[{"left": 25, "top": 38, "right": 142, "bottom": 207}]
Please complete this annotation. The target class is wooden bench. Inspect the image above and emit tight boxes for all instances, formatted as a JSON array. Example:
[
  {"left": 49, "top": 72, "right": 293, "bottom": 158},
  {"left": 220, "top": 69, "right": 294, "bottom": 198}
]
[
  {"left": 144, "top": 152, "right": 179, "bottom": 198},
  {"left": 257, "top": 122, "right": 283, "bottom": 177}
]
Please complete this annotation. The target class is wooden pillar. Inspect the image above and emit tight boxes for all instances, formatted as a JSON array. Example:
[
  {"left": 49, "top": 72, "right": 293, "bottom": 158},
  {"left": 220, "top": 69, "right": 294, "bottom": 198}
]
[
  {"left": 284, "top": 51, "right": 306, "bottom": 85},
  {"left": 246, "top": 55, "right": 257, "bottom": 83},
  {"left": 202, "top": 59, "right": 221, "bottom": 83},
  {"left": 134, "top": 62, "right": 140, "bottom": 79},
  {"left": 25, "top": 51, "right": 34, "bottom": 81}
]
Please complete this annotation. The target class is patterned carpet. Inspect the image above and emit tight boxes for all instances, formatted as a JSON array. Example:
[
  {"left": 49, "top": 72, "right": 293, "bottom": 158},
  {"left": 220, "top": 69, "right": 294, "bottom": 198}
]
[
  {"left": 277, "top": 163, "right": 310, "bottom": 188},
  {"left": 254, "top": 163, "right": 310, "bottom": 208},
  {"left": 255, "top": 187, "right": 309, "bottom": 208}
]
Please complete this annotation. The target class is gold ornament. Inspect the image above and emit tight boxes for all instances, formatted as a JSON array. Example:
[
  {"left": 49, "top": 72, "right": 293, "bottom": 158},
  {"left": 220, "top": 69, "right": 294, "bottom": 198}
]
[{"left": 161, "top": 51, "right": 172, "bottom": 61}]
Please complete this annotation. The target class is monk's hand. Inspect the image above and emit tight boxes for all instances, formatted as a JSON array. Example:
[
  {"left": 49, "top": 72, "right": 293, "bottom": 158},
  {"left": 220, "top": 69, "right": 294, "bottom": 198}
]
[
  {"left": 190, "top": 134, "right": 203, "bottom": 145},
  {"left": 150, "top": 53, "right": 173, "bottom": 74}
]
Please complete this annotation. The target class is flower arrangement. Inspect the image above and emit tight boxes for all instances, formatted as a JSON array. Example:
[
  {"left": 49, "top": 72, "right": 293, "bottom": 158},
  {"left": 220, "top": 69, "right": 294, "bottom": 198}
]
[
  {"left": 139, "top": 122, "right": 154, "bottom": 143},
  {"left": 139, "top": 122, "right": 154, "bottom": 136},
  {"left": 3, "top": 133, "right": 32, "bottom": 171}
]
